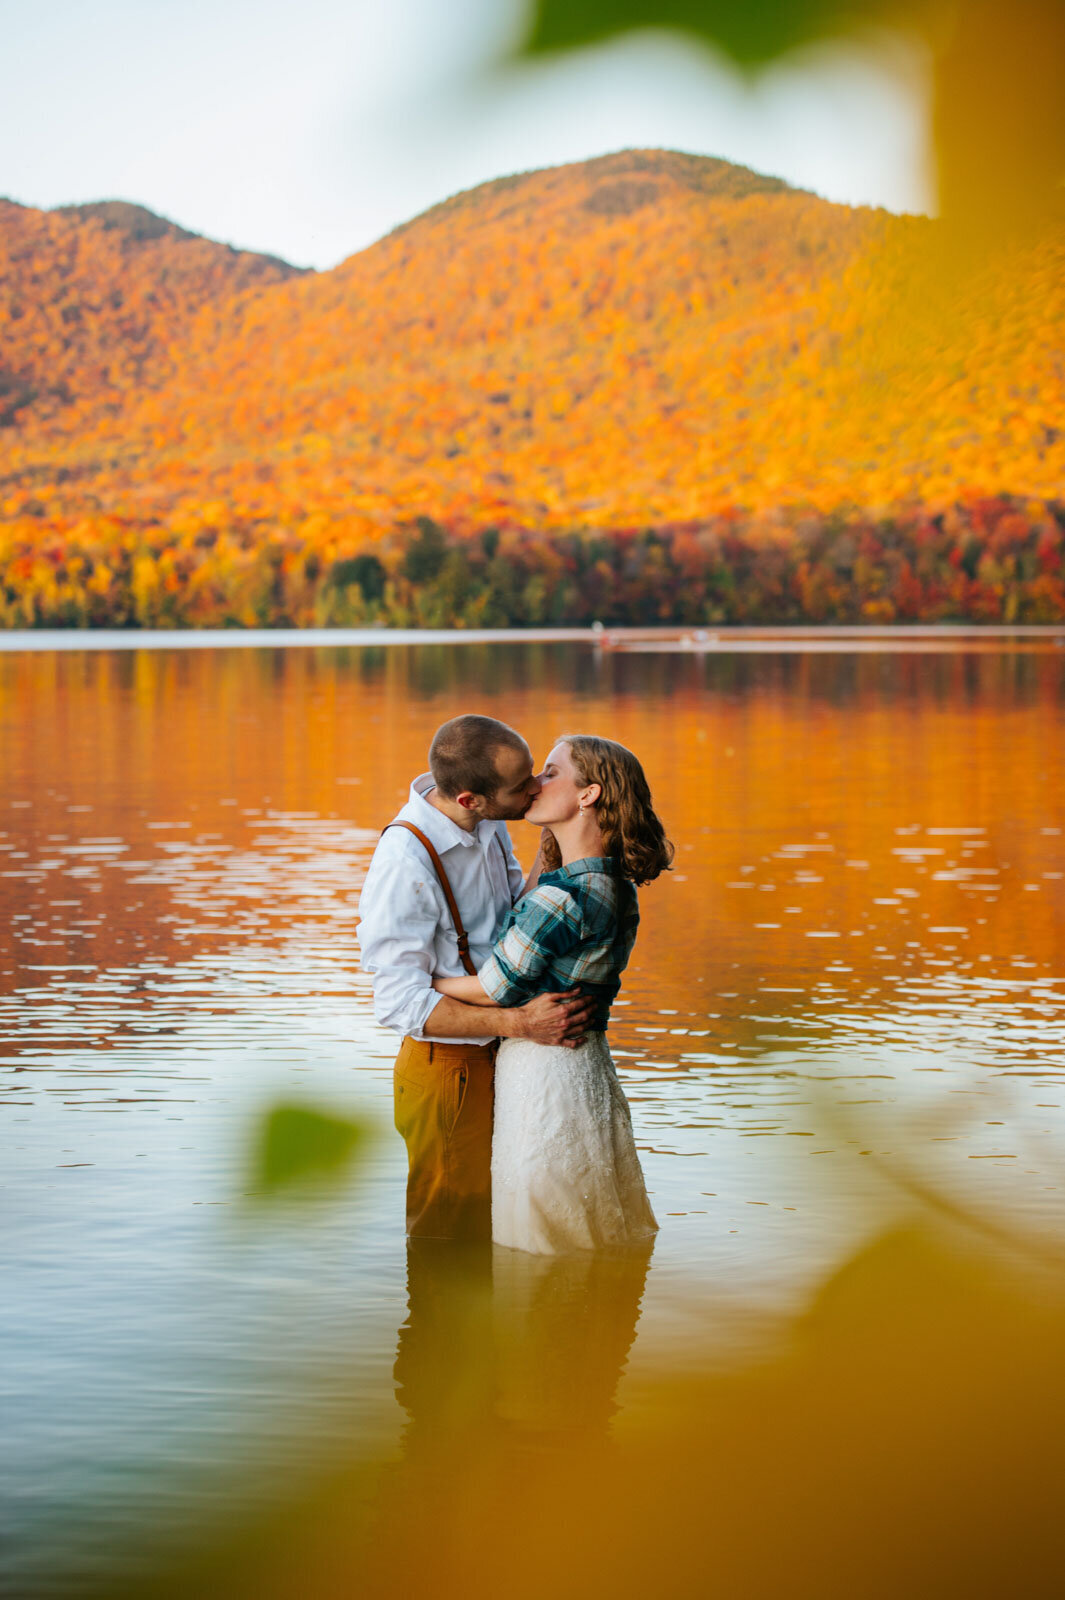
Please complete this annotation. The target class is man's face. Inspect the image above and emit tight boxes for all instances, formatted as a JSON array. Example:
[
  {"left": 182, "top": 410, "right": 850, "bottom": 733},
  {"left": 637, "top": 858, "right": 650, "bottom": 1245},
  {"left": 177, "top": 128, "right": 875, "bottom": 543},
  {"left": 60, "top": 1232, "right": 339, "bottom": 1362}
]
[{"left": 478, "top": 741, "right": 541, "bottom": 821}]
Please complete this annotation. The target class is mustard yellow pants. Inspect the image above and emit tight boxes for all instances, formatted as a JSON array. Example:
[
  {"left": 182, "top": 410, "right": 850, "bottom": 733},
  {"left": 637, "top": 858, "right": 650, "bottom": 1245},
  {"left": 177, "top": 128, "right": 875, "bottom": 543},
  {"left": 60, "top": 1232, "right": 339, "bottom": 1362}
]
[{"left": 393, "top": 1036, "right": 496, "bottom": 1241}]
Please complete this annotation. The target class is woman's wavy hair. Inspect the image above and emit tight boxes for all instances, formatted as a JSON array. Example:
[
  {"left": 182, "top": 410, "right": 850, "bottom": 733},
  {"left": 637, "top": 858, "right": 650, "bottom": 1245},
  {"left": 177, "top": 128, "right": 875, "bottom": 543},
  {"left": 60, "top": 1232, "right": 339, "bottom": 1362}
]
[{"left": 541, "top": 735, "right": 674, "bottom": 885}]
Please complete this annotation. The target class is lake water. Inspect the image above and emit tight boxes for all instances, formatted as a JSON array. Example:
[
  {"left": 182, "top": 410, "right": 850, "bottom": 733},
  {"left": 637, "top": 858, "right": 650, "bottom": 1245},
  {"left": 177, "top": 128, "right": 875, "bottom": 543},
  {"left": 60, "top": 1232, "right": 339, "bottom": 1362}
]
[{"left": 2, "top": 633, "right": 1063, "bottom": 1595}]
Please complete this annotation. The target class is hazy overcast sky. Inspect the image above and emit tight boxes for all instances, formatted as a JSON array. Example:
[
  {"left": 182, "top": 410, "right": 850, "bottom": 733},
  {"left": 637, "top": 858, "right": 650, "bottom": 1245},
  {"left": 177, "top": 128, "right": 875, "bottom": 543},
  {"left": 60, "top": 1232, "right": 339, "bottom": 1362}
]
[{"left": 5, "top": 0, "right": 931, "bottom": 269}]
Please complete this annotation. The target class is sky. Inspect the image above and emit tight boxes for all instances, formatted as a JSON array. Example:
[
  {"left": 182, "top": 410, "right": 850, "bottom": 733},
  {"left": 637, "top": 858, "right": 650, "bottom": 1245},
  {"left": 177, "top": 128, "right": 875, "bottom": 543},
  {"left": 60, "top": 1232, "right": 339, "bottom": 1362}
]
[{"left": 4, "top": 0, "right": 932, "bottom": 270}]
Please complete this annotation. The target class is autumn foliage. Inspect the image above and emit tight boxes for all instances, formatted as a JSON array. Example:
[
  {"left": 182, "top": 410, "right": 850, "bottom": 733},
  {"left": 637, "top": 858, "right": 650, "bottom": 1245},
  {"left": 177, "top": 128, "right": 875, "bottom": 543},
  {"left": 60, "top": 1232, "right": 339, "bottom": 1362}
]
[{"left": 1, "top": 151, "right": 1063, "bottom": 627}]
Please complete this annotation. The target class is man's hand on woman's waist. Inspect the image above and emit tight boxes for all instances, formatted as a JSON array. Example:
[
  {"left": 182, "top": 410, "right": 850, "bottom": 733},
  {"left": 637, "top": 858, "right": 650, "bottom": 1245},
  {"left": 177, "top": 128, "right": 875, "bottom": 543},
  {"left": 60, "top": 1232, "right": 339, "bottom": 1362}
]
[{"left": 508, "top": 988, "right": 596, "bottom": 1048}]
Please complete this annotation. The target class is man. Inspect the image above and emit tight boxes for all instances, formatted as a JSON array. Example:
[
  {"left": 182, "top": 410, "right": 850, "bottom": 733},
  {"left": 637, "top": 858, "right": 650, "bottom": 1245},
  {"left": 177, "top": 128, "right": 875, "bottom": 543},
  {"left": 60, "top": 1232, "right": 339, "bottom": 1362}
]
[{"left": 357, "top": 713, "right": 595, "bottom": 1241}]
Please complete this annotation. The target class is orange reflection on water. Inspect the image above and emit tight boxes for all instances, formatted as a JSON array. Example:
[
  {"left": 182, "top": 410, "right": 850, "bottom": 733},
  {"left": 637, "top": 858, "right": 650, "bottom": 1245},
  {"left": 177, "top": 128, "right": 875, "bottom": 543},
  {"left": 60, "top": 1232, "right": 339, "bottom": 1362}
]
[
  {"left": 2, "top": 645, "right": 1061, "bottom": 1069},
  {"left": 2, "top": 639, "right": 1061, "bottom": 1236},
  {"left": 1, "top": 638, "right": 1064, "bottom": 1597}
]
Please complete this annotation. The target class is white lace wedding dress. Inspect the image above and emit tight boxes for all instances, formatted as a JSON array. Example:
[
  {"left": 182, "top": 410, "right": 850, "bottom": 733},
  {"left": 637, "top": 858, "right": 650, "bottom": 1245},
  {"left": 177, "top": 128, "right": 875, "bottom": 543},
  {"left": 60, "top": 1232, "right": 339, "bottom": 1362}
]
[{"left": 491, "top": 1032, "right": 658, "bottom": 1253}]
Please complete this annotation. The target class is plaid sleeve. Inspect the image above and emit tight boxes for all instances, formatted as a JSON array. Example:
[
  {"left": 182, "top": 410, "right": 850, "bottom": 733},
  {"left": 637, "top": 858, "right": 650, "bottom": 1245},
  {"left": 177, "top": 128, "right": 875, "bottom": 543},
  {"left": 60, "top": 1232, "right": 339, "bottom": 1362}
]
[{"left": 478, "top": 884, "right": 583, "bottom": 1005}]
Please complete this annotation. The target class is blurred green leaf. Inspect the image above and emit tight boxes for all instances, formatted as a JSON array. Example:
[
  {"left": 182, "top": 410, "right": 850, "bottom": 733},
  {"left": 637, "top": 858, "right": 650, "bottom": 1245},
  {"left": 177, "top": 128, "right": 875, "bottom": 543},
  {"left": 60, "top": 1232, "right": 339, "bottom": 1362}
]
[
  {"left": 520, "top": 0, "right": 897, "bottom": 70},
  {"left": 247, "top": 1103, "right": 372, "bottom": 1198},
  {"left": 518, "top": 0, "right": 1065, "bottom": 241}
]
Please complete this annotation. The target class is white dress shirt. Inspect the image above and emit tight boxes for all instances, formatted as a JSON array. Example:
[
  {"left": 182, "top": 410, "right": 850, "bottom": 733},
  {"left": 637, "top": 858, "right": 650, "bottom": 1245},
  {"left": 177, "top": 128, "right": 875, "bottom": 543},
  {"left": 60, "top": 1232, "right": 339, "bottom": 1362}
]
[{"left": 357, "top": 773, "right": 526, "bottom": 1044}]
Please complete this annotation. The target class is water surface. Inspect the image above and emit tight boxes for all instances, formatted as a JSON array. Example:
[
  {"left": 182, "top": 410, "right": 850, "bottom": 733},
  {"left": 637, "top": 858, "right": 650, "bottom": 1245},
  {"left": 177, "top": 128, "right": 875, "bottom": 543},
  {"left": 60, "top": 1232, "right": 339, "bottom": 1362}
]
[{"left": 2, "top": 637, "right": 1063, "bottom": 1592}]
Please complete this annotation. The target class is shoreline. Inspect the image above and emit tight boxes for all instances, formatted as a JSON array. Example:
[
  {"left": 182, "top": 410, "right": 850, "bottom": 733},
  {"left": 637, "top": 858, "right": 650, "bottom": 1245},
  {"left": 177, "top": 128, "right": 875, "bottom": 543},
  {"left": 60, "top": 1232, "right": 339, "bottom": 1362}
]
[{"left": 1, "top": 623, "right": 1065, "bottom": 654}]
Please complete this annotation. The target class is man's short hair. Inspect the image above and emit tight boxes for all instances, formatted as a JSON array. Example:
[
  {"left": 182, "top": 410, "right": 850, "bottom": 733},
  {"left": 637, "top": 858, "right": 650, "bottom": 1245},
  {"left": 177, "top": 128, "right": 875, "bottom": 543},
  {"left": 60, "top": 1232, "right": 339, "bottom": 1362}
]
[{"left": 429, "top": 715, "right": 528, "bottom": 800}]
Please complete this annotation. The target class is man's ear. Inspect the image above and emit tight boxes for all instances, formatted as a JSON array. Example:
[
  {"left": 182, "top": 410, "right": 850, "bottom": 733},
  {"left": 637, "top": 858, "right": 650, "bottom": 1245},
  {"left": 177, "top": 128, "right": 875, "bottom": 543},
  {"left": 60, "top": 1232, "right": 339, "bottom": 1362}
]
[{"left": 455, "top": 791, "right": 482, "bottom": 813}]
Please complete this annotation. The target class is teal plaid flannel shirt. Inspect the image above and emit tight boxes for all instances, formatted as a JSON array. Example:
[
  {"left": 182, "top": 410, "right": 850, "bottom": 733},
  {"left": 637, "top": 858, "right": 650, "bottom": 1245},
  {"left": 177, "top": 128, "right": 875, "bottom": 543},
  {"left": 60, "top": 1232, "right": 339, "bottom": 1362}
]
[{"left": 477, "top": 855, "right": 639, "bottom": 1031}]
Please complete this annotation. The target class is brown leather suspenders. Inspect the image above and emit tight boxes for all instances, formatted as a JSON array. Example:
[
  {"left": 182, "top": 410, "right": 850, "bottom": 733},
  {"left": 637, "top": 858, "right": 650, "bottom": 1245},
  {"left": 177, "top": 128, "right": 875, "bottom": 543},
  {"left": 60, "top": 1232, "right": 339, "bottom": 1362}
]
[{"left": 382, "top": 822, "right": 511, "bottom": 977}]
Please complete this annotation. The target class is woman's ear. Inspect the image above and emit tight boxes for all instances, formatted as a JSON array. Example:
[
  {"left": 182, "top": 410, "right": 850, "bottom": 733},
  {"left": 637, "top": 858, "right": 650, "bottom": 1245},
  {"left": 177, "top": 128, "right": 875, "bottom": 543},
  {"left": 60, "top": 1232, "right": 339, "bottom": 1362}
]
[{"left": 583, "top": 783, "right": 602, "bottom": 808}]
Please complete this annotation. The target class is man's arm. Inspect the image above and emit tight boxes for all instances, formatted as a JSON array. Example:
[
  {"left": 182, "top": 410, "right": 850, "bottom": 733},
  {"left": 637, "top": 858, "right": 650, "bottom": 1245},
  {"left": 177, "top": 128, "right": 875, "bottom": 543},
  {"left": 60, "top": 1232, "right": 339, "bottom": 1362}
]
[
  {"left": 422, "top": 990, "right": 595, "bottom": 1048},
  {"left": 357, "top": 845, "right": 449, "bottom": 1039}
]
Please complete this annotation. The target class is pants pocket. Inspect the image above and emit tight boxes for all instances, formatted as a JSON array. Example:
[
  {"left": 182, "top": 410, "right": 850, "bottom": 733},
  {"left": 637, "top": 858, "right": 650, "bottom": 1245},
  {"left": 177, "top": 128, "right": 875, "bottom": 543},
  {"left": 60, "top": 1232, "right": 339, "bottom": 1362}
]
[
  {"left": 446, "top": 1065, "right": 468, "bottom": 1139},
  {"left": 394, "top": 1042, "right": 435, "bottom": 1139},
  {"left": 394, "top": 1038, "right": 434, "bottom": 1087},
  {"left": 394, "top": 1072, "right": 428, "bottom": 1140}
]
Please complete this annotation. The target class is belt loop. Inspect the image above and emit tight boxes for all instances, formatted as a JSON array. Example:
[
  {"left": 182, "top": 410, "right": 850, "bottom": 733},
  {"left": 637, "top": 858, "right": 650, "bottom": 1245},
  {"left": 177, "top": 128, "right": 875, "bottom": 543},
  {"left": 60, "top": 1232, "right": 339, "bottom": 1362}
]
[{"left": 427, "top": 1042, "right": 434, "bottom": 1064}]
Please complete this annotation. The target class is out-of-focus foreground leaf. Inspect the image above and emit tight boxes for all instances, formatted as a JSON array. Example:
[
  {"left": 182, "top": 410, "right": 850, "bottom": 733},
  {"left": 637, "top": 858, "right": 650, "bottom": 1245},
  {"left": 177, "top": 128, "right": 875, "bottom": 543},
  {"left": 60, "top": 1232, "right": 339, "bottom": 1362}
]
[
  {"left": 86, "top": 1223, "right": 1065, "bottom": 1599},
  {"left": 522, "top": 0, "right": 901, "bottom": 69},
  {"left": 933, "top": 0, "right": 1065, "bottom": 240},
  {"left": 519, "top": 0, "right": 1065, "bottom": 243},
  {"left": 246, "top": 1103, "right": 373, "bottom": 1199}
]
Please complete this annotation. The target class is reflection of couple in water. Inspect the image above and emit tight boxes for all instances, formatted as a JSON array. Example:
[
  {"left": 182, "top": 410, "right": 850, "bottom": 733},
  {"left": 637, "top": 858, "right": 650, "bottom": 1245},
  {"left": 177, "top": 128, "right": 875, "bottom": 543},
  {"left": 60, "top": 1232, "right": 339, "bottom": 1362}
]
[{"left": 358, "top": 713, "right": 672, "bottom": 1437}]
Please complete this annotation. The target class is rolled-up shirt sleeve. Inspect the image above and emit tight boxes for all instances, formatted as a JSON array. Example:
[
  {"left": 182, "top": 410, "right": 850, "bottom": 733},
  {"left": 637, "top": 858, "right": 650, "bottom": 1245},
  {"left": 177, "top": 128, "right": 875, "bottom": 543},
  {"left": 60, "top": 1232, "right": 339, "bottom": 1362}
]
[
  {"left": 478, "top": 885, "right": 583, "bottom": 1005},
  {"left": 357, "top": 850, "right": 447, "bottom": 1038}
]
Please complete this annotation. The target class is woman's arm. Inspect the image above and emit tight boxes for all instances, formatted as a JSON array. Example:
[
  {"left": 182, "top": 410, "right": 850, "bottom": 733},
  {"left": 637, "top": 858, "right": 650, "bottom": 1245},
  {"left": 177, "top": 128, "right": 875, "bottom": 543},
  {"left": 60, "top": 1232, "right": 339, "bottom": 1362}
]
[
  {"left": 478, "top": 884, "right": 582, "bottom": 1008},
  {"left": 431, "top": 973, "right": 500, "bottom": 1007}
]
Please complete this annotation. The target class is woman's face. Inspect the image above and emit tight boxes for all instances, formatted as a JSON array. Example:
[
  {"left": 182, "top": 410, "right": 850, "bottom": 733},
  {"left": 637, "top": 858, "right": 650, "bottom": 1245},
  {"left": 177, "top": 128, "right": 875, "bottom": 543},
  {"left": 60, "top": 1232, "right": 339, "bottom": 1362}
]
[{"left": 524, "top": 741, "right": 583, "bottom": 826}]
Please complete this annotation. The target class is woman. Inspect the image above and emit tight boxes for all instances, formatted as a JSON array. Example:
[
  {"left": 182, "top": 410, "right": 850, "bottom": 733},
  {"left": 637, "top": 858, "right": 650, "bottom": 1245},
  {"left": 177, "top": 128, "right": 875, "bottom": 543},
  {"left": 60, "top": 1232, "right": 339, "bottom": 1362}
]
[{"left": 432, "top": 734, "right": 673, "bottom": 1254}]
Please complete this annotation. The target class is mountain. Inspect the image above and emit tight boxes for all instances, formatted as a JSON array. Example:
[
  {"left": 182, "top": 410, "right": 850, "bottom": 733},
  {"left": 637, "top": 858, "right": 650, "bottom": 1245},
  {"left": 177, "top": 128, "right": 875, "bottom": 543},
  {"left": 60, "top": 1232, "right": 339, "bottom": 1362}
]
[
  {"left": 0, "top": 196, "right": 305, "bottom": 428},
  {"left": 127, "top": 148, "right": 872, "bottom": 529},
  {"left": 1, "top": 150, "right": 1063, "bottom": 627}
]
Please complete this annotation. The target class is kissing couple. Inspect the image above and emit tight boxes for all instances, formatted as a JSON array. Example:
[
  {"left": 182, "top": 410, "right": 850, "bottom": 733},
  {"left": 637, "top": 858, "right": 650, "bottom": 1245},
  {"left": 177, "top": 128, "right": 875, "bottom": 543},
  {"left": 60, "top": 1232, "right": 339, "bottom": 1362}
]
[{"left": 357, "top": 714, "right": 673, "bottom": 1255}]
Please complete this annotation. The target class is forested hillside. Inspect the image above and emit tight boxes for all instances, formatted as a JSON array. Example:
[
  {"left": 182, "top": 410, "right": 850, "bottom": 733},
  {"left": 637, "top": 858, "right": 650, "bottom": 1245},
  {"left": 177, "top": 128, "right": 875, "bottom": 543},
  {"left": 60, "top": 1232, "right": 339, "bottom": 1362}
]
[
  {"left": 0, "top": 197, "right": 304, "bottom": 430},
  {"left": 1, "top": 150, "right": 1063, "bottom": 626}
]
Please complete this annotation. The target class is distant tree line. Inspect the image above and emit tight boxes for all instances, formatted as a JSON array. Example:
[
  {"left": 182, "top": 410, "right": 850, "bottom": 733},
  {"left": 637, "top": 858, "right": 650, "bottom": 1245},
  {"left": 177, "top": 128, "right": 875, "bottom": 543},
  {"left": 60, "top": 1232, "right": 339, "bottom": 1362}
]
[{"left": 1, "top": 498, "right": 1063, "bottom": 629}]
